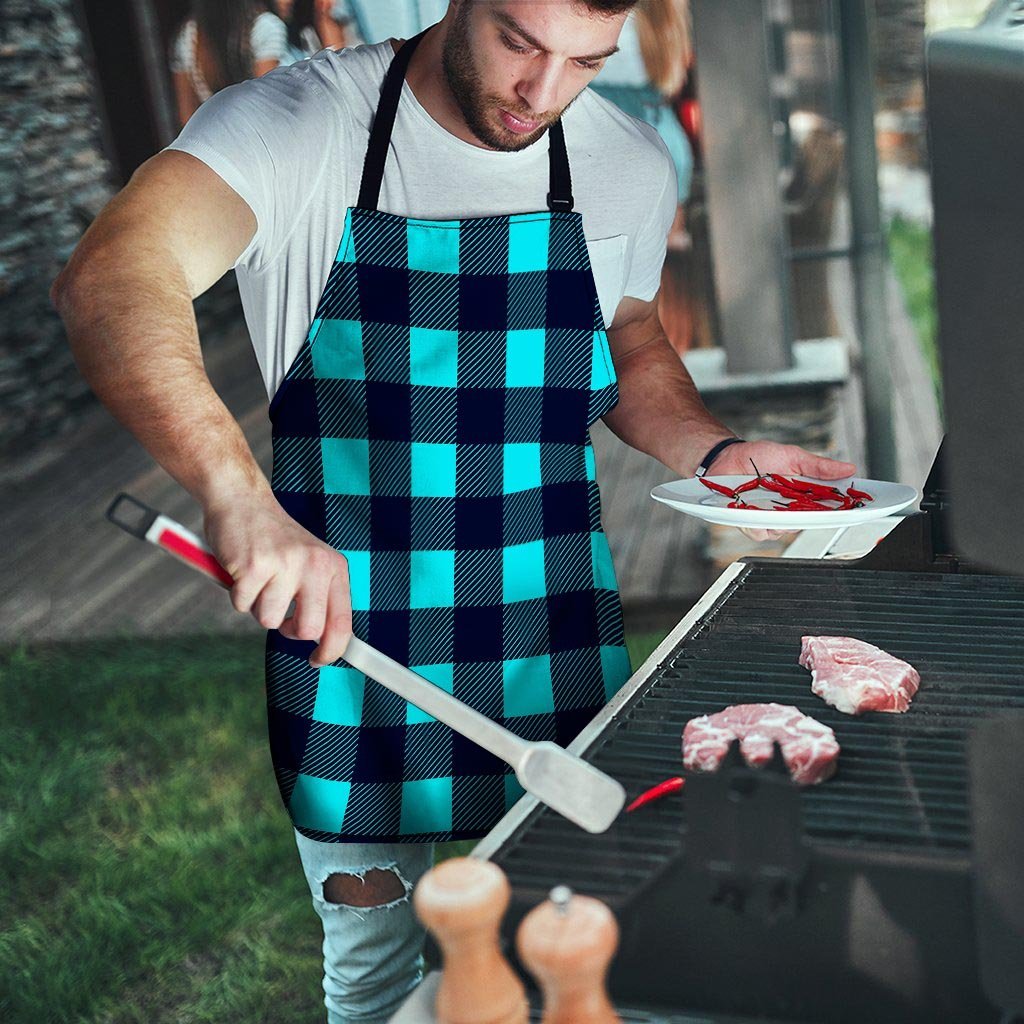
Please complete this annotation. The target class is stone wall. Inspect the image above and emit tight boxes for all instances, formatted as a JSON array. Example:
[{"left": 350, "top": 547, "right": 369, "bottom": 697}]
[
  {"left": 0, "top": 0, "right": 115, "bottom": 459},
  {"left": 0, "top": 0, "right": 246, "bottom": 462}
]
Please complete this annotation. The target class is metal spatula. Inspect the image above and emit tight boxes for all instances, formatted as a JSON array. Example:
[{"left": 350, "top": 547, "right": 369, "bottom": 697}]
[{"left": 106, "top": 493, "right": 626, "bottom": 834}]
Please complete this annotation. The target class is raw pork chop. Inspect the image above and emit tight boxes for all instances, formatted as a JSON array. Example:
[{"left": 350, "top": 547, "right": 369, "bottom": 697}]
[
  {"left": 799, "top": 636, "right": 920, "bottom": 716},
  {"left": 682, "top": 703, "right": 839, "bottom": 786}
]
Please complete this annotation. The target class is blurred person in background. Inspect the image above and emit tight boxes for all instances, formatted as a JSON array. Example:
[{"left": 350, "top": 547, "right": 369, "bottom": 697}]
[
  {"left": 171, "top": 0, "right": 289, "bottom": 126},
  {"left": 334, "top": 0, "right": 450, "bottom": 45},
  {"left": 592, "top": 0, "right": 694, "bottom": 347},
  {"left": 277, "top": 0, "right": 350, "bottom": 62},
  {"left": 592, "top": 0, "right": 693, "bottom": 241}
]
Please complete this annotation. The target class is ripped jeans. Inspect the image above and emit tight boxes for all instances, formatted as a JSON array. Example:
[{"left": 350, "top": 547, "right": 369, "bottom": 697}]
[{"left": 294, "top": 829, "right": 436, "bottom": 1024}]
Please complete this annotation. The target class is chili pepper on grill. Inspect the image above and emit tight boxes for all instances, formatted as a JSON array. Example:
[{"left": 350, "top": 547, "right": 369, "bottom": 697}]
[
  {"left": 699, "top": 477, "right": 738, "bottom": 498},
  {"left": 625, "top": 776, "right": 685, "bottom": 813}
]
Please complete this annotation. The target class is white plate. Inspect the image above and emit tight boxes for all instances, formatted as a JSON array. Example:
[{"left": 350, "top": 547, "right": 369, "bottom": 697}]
[{"left": 650, "top": 476, "right": 920, "bottom": 530}]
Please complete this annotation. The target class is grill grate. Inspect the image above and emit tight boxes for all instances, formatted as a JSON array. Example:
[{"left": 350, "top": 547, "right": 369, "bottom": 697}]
[{"left": 494, "top": 562, "right": 1024, "bottom": 901}]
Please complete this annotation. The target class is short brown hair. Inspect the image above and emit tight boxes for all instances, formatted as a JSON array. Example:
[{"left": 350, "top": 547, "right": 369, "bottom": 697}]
[{"left": 579, "top": 0, "right": 640, "bottom": 13}]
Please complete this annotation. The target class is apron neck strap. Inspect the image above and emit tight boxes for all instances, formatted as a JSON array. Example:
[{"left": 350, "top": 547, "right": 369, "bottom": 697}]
[
  {"left": 546, "top": 119, "right": 574, "bottom": 213},
  {"left": 358, "top": 29, "right": 575, "bottom": 214}
]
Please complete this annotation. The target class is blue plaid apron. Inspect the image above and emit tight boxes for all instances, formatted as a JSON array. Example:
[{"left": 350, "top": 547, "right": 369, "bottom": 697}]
[{"left": 265, "top": 30, "right": 631, "bottom": 843}]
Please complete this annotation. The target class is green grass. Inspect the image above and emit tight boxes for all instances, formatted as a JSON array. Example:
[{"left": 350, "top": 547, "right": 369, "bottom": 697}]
[
  {"left": 1, "top": 630, "right": 666, "bottom": 1021},
  {"left": 887, "top": 215, "right": 941, "bottom": 401},
  {"left": 0, "top": 637, "right": 322, "bottom": 1023}
]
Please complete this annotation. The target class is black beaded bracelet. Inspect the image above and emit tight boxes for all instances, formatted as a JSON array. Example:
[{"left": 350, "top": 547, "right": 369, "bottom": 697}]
[{"left": 694, "top": 437, "right": 745, "bottom": 478}]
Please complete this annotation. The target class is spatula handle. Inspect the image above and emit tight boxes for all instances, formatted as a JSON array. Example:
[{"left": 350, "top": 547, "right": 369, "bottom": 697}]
[
  {"left": 106, "top": 493, "right": 529, "bottom": 767},
  {"left": 342, "top": 638, "right": 527, "bottom": 765}
]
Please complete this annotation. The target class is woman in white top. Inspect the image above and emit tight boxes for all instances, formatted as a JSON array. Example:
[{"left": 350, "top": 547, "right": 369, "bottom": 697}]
[{"left": 171, "top": 1, "right": 289, "bottom": 127}]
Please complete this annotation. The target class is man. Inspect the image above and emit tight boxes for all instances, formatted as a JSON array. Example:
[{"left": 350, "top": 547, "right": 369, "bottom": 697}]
[{"left": 52, "top": 1, "right": 855, "bottom": 1019}]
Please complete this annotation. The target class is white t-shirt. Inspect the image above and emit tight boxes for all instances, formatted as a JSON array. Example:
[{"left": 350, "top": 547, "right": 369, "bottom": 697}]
[{"left": 167, "top": 40, "right": 676, "bottom": 398}]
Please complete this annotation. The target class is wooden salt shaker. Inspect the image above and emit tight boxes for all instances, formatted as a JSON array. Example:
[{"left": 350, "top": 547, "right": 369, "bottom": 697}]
[
  {"left": 516, "top": 885, "right": 621, "bottom": 1024},
  {"left": 413, "top": 857, "right": 528, "bottom": 1024}
]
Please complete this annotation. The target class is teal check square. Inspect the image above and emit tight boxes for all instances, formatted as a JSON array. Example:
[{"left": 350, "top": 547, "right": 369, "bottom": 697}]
[
  {"left": 336, "top": 212, "right": 356, "bottom": 262},
  {"left": 584, "top": 444, "right": 597, "bottom": 481},
  {"left": 311, "top": 319, "right": 365, "bottom": 380},
  {"left": 411, "top": 443, "right": 457, "bottom": 497},
  {"left": 590, "top": 531, "right": 618, "bottom": 591},
  {"left": 503, "top": 539, "right": 547, "bottom": 603},
  {"left": 503, "top": 655, "right": 555, "bottom": 717},
  {"left": 408, "top": 223, "right": 460, "bottom": 274},
  {"left": 590, "top": 330, "right": 615, "bottom": 389},
  {"left": 410, "top": 550, "right": 455, "bottom": 609},
  {"left": 290, "top": 774, "right": 350, "bottom": 833},
  {"left": 400, "top": 777, "right": 453, "bottom": 834},
  {"left": 322, "top": 438, "right": 371, "bottom": 495},
  {"left": 600, "top": 644, "right": 632, "bottom": 700},
  {"left": 505, "top": 329, "right": 546, "bottom": 387},
  {"left": 503, "top": 443, "right": 542, "bottom": 493},
  {"left": 405, "top": 663, "right": 454, "bottom": 724},
  {"left": 342, "top": 549, "right": 370, "bottom": 611},
  {"left": 313, "top": 665, "right": 365, "bottom": 726},
  {"left": 508, "top": 216, "right": 550, "bottom": 274},
  {"left": 505, "top": 773, "right": 526, "bottom": 810},
  {"left": 409, "top": 327, "right": 459, "bottom": 387}
]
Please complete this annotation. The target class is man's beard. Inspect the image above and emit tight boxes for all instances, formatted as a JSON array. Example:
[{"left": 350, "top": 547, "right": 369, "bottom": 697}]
[{"left": 441, "top": 4, "right": 559, "bottom": 152}]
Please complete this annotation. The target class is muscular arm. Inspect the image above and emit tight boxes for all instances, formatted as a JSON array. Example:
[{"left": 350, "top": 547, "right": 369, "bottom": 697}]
[
  {"left": 51, "top": 151, "right": 352, "bottom": 663},
  {"left": 603, "top": 293, "right": 856, "bottom": 503},
  {"left": 603, "top": 295, "right": 734, "bottom": 478}
]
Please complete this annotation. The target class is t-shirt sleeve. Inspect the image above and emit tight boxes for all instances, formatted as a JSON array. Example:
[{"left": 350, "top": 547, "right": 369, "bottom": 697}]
[
  {"left": 165, "top": 66, "right": 340, "bottom": 273},
  {"left": 251, "top": 12, "right": 289, "bottom": 63},
  {"left": 623, "top": 134, "right": 677, "bottom": 302}
]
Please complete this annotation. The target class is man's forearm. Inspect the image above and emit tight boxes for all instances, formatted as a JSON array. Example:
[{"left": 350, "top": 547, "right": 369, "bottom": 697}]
[
  {"left": 602, "top": 332, "right": 735, "bottom": 478},
  {"left": 53, "top": 253, "right": 270, "bottom": 513}
]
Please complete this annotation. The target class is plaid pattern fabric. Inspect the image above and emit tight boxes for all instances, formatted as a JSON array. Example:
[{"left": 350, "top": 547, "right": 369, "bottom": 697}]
[{"left": 266, "top": 207, "right": 632, "bottom": 843}]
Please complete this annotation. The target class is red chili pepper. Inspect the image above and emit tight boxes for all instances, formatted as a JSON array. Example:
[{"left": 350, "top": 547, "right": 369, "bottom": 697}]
[
  {"left": 771, "top": 473, "right": 844, "bottom": 498},
  {"left": 779, "top": 496, "right": 835, "bottom": 511},
  {"left": 734, "top": 478, "right": 762, "bottom": 494},
  {"left": 768, "top": 473, "right": 813, "bottom": 492},
  {"left": 699, "top": 477, "right": 737, "bottom": 498},
  {"left": 847, "top": 485, "right": 873, "bottom": 502},
  {"left": 728, "top": 499, "right": 769, "bottom": 509},
  {"left": 626, "top": 776, "right": 685, "bottom": 813},
  {"left": 760, "top": 479, "right": 823, "bottom": 502}
]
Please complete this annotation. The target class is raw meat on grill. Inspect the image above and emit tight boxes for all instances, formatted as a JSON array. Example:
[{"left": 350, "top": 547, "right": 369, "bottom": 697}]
[
  {"left": 799, "top": 635, "right": 920, "bottom": 716},
  {"left": 682, "top": 703, "right": 840, "bottom": 785}
]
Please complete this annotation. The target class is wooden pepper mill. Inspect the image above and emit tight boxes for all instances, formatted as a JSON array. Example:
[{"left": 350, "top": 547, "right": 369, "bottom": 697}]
[
  {"left": 516, "top": 885, "right": 621, "bottom": 1024},
  {"left": 413, "top": 857, "right": 528, "bottom": 1024}
]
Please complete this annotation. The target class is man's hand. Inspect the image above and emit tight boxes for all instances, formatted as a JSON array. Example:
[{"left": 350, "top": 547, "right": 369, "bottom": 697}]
[
  {"left": 708, "top": 440, "right": 857, "bottom": 543},
  {"left": 204, "top": 493, "right": 353, "bottom": 667}
]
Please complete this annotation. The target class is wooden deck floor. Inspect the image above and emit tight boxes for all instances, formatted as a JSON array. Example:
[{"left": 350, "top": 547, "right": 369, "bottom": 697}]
[{"left": 2, "top": 253, "right": 940, "bottom": 644}]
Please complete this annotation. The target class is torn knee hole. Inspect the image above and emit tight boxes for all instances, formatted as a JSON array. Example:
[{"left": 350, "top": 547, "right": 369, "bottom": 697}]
[{"left": 323, "top": 868, "right": 407, "bottom": 908}]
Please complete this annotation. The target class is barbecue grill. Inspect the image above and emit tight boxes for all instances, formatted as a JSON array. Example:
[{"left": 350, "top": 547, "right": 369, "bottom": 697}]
[
  {"left": 473, "top": 447, "right": 1024, "bottom": 1023},
  {"left": 396, "top": 8, "right": 1024, "bottom": 1022}
]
